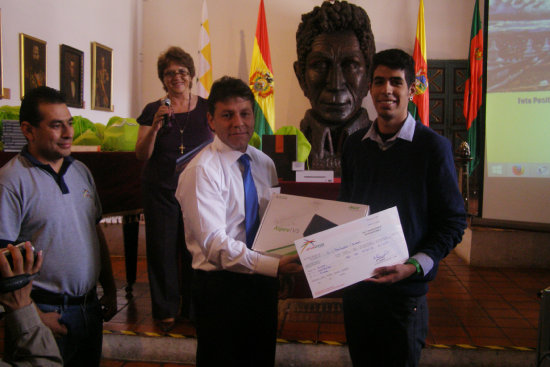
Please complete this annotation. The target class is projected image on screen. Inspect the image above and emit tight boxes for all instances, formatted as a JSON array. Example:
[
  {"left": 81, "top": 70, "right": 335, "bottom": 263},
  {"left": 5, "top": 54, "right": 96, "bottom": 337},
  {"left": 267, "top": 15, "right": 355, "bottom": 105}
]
[
  {"left": 484, "top": 0, "right": 550, "bottom": 224},
  {"left": 486, "top": 0, "right": 550, "bottom": 179},
  {"left": 487, "top": 1, "right": 550, "bottom": 93}
]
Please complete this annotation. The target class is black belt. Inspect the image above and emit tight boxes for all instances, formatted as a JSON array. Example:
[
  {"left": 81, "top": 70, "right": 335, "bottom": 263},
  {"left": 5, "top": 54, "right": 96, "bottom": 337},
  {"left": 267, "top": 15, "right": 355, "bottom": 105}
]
[
  {"left": 194, "top": 269, "right": 275, "bottom": 284},
  {"left": 31, "top": 288, "right": 96, "bottom": 306}
]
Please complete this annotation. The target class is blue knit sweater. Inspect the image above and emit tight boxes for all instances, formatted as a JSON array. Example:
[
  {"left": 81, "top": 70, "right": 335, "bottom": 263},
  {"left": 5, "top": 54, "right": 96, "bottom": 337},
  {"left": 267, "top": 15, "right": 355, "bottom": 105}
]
[{"left": 339, "top": 120, "right": 467, "bottom": 296}]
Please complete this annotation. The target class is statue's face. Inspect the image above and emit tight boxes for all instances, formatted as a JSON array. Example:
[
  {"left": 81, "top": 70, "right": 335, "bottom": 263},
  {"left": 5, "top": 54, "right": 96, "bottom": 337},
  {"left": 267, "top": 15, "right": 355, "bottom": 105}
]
[{"left": 297, "top": 30, "right": 369, "bottom": 125}]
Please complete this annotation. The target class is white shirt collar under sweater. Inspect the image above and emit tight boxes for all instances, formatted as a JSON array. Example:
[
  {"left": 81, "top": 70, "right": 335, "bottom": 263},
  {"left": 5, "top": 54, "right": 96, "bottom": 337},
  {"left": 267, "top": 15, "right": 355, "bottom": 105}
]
[{"left": 362, "top": 112, "right": 416, "bottom": 151}]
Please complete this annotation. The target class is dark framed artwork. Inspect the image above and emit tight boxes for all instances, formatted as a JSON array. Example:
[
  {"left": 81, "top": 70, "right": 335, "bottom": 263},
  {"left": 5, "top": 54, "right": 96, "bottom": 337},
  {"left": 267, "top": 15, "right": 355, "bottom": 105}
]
[
  {"left": 91, "top": 41, "right": 112, "bottom": 111},
  {"left": 60, "top": 44, "right": 84, "bottom": 108},
  {"left": 0, "top": 9, "right": 3, "bottom": 98},
  {"left": 19, "top": 33, "right": 46, "bottom": 98}
]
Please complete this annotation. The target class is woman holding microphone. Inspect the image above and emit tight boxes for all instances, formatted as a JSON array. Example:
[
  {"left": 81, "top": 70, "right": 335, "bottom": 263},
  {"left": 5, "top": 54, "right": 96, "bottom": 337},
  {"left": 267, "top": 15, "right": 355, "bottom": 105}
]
[{"left": 135, "top": 46, "right": 212, "bottom": 332}]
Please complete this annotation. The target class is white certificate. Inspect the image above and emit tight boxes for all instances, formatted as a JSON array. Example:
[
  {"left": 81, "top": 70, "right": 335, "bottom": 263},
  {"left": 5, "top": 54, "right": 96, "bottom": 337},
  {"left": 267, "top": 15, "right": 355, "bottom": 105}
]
[{"left": 295, "top": 207, "right": 409, "bottom": 298}]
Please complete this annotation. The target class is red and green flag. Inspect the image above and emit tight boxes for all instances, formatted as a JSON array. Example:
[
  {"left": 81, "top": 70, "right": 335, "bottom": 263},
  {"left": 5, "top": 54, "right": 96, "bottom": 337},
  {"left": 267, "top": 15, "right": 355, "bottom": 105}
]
[
  {"left": 249, "top": 0, "right": 274, "bottom": 141},
  {"left": 463, "top": 0, "right": 483, "bottom": 175},
  {"left": 412, "top": 0, "right": 430, "bottom": 127}
]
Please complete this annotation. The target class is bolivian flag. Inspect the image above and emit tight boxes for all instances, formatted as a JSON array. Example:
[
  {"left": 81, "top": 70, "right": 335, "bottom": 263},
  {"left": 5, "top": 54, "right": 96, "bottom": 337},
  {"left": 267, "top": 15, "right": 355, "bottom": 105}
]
[
  {"left": 249, "top": 0, "right": 274, "bottom": 139},
  {"left": 412, "top": 0, "right": 430, "bottom": 127}
]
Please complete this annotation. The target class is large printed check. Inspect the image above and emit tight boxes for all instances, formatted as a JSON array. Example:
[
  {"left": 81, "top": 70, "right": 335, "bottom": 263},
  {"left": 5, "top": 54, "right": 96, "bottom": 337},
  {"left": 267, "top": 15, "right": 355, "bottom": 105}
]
[{"left": 295, "top": 207, "right": 409, "bottom": 298}]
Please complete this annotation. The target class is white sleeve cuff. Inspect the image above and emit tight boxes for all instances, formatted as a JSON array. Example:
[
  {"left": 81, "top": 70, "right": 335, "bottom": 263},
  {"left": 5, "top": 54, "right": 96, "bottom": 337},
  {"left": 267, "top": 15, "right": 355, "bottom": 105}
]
[
  {"left": 254, "top": 253, "right": 280, "bottom": 278},
  {"left": 412, "top": 252, "right": 434, "bottom": 275}
]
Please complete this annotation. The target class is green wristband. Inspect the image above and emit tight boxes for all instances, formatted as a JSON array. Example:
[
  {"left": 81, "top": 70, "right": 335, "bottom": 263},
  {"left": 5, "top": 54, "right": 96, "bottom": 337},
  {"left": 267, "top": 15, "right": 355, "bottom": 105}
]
[{"left": 405, "top": 258, "right": 422, "bottom": 275}]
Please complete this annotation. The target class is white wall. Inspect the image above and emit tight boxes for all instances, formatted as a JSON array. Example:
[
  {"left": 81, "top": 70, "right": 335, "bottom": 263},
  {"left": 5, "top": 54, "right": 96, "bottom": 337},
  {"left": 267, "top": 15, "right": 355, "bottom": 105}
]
[
  {"left": 0, "top": 0, "right": 141, "bottom": 124},
  {"left": 142, "top": 0, "right": 484, "bottom": 129},
  {"left": 0, "top": 0, "right": 483, "bottom": 128}
]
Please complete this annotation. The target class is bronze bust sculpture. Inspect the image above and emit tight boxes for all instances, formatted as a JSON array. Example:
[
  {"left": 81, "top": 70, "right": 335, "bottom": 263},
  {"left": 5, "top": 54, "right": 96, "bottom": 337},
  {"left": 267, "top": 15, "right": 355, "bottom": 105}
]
[{"left": 294, "top": 1, "right": 375, "bottom": 176}]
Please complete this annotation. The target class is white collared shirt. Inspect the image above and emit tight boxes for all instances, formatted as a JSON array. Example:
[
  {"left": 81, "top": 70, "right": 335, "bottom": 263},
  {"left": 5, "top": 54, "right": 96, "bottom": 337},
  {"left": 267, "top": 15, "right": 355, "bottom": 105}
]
[
  {"left": 362, "top": 112, "right": 416, "bottom": 151},
  {"left": 176, "top": 135, "right": 280, "bottom": 277}
]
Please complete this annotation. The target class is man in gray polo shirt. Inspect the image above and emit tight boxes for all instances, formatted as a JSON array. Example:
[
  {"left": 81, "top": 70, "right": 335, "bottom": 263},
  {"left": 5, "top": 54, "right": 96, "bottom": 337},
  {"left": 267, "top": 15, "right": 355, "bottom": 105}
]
[{"left": 0, "top": 86, "right": 117, "bottom": 366}]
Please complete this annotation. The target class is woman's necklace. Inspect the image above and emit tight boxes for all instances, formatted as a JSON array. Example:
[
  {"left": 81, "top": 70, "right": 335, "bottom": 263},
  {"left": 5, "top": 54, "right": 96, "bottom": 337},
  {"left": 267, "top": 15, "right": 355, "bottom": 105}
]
[{"left": 178, "top": 93, "right": 192, "bottom": 155}]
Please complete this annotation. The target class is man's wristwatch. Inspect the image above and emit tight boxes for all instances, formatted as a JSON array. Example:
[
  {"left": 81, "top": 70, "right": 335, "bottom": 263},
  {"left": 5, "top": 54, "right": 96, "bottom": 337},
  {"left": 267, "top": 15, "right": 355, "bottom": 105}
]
[{"left": 405, "top": 258, "right": 422, "bottom": 275}]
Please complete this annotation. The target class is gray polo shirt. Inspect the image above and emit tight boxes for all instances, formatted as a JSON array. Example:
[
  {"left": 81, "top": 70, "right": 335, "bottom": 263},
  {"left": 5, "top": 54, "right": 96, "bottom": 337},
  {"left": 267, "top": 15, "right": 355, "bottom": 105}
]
[{"left": 0, "top": 148, "right": 102, "bottom": 296}]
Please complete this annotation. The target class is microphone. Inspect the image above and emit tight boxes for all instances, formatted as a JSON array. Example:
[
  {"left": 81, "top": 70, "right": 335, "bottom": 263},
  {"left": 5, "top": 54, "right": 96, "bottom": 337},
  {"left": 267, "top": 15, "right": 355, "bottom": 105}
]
[{"left": 162, "top": 98, "right": 171, "bottom": 126}]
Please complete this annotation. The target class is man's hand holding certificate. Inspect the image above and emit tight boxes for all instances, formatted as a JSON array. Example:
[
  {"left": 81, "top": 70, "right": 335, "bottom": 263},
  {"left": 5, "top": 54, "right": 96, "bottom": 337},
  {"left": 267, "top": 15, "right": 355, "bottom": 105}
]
[{"left": 295, "top": 207, "right": 409, "bottom": 298}]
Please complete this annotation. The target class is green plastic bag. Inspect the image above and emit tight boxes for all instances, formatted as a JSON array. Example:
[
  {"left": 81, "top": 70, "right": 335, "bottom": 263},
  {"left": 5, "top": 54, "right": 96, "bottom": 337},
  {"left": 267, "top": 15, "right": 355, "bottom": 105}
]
[
  {"left": 94, "top": 123, "right": 106, "bottom": 141},
  {"left": 101, "top": 118, "right": 139, "bottom": 151},
  {"left": 0, "top": 106, "right": 20, "bottom": 142},
  {"left": 275, "top": 126, "right": 311, "bottom": 163},
  {"left": 72, "top": 116, "right": 96, "bottom": 140},
  {"left": 106, "top": 116, "right": 129, "bottom": 128},
  {"left": 0, "top": 105, "right": 21, "bottom": 121},
  {"left": 73, "top": 129, "right": 102, "bottom": 146},
  {"left": 249, "top": 132, "right": 261, "bottom": 149}
]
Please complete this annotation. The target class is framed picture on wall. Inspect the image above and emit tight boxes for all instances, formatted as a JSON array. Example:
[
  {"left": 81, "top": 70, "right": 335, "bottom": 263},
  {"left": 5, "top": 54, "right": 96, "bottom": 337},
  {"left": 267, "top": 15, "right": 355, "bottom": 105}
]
[
  {"left": 19, "top": 33, "right": 47, "bottom": 98},
  {"left": 60, "top": 44, "right": 84, "bottom": 108},
  {"left": 91, "top": 42, "right": 112, "bottom": 111},
  {"left": 0, "top": 9, "right": 3, "bottom": 98}
]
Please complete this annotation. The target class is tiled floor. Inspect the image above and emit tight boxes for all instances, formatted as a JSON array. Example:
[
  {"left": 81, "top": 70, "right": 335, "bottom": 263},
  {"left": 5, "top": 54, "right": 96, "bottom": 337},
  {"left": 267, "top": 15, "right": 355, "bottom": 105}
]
[
  {"left": 425, "top": 253, "right": 547, "bottom": 348},
  {"left": 2, "top": 248, "right": 548, "bottom": 367},
  {"left": 103, "top": 251, "right": 550, "bottom": 351}
]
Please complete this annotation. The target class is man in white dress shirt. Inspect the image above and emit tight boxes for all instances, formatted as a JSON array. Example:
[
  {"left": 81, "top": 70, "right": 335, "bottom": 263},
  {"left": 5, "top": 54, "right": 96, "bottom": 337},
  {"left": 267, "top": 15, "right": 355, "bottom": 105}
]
[{"left": 176, "top": 76, "right": 302, "bottom": 367}]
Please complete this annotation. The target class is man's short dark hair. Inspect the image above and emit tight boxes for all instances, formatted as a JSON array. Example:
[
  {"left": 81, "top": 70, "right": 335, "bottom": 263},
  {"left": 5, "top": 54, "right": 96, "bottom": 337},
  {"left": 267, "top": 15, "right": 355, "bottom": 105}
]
[
  {"left": 371, "top": 49, "right": 416, "bottom": 87},
  {"left": 207, "top": 76, "right": 255, "bottom": 115},
  {"left": 295, "top": 1, "right": 375, "bottom": 83},
  {"left": 20, "top": 86, "right": 66, "bottom": 126}
]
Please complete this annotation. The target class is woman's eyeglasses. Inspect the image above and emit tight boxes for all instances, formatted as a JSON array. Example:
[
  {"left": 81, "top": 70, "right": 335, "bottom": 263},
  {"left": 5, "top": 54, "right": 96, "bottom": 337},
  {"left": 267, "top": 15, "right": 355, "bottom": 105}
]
[{"left": 164, "top": 69, "right": 190, "bottom": 78}]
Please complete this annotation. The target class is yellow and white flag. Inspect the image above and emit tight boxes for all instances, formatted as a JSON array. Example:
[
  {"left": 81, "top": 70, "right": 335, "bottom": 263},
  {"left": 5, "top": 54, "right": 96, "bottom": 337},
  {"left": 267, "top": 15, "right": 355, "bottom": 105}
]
[{"left": 197, "top": 0, "right": 212, "bottom": 98}]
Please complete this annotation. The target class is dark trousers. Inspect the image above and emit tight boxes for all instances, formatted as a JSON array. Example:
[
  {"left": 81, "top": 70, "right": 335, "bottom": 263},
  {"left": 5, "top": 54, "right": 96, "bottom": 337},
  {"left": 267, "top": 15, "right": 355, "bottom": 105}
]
[
  {"left": 343, "top": 284, "right": 428, "bottom": 367},
  {"left": 142, "top": 182, "right": 193, "bottom": 319},
  {"left": 192, "top": 270, "right": 279, "bottom": 367},
  {"left": 35, "top": 294, "right": 103, "bottom": 367}
]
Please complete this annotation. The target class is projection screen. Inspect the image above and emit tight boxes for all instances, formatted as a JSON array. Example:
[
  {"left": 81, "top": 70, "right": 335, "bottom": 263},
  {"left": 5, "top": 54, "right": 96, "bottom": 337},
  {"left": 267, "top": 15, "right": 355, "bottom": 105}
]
[{"left": 482, "top": 0, "right": 550, "bottom": 224}]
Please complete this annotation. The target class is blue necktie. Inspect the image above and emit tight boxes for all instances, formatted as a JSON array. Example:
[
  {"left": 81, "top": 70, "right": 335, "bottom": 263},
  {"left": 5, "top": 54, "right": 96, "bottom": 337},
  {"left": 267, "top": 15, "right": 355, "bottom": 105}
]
[{"left": 239, "top": 154, "right": 260, "bottom": 248}]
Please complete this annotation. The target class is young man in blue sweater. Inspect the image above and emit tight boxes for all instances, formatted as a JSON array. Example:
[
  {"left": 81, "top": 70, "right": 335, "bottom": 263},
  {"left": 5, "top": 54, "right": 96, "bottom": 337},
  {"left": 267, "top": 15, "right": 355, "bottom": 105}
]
[{"left": 339, "top": 49, "right": 467, "bottom": 367}]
